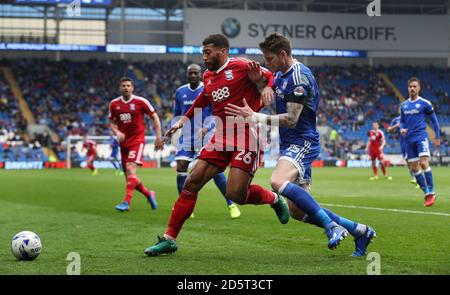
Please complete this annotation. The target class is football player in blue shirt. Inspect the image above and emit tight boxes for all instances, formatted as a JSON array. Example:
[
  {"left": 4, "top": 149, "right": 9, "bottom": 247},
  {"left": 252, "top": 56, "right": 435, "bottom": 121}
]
[
  {"left": 387, "top": 114, "right": 418, "bottom": 187},
  {"left": 109, "top": 134, "right": 123, "bottom": 176},
  {"left": 172, "top": 64, "right": 240, "bottom": 219},
  {"left": 226, "top": 33, "right": 376, "bottom": 256},
  {"left": 400, "top": 77, "right": 440, "bottom": 206}
]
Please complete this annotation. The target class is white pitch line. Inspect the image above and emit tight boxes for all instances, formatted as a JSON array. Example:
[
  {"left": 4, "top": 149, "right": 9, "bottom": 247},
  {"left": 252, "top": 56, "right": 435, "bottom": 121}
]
[{"left": 321, "top": 203, "right": 450, "bottom": 217}]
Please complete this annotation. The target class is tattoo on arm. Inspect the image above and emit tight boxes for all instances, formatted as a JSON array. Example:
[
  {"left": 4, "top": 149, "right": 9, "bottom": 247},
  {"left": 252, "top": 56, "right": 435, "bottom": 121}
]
[{"left": 268, "top": 102, "right": 303, "bottom": 128}]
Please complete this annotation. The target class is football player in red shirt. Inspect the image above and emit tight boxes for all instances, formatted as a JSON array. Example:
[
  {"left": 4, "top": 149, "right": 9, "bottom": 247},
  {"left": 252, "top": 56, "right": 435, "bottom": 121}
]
[
  {"left": 109, "top": 77, "right": 164, "bottom": 212},
  {"left": 366, "top": 121, "right": 391, "bottom": 180},
  {"left": 82, "top": 135, "right": 98, "bottom": 176},
  {"left": 144, "top": 34, "right": 290, "bottom": 256}
]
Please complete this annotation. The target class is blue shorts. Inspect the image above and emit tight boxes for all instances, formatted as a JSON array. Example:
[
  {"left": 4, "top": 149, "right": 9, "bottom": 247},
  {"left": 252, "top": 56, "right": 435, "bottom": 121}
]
[
  {"left": 110, "top": 149, "right": 119, "bottom": 160},
  {"left": 175, "top": 133, "right": 212, "bottom": 162},
  {"left": 279, "top": 140, "right": 320, "bottom": 184},
  {"left": 175, "top": 149, "right": 198, "bottom": 162},
  {"left": 406, "top": 136, "right": 430, "bottom": 162}
]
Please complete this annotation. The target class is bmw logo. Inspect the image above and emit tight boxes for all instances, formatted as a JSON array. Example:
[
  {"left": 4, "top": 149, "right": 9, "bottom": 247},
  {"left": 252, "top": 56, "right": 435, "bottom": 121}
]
[{"left": 221, "top": 18, "right": 241, "bottom": 38}]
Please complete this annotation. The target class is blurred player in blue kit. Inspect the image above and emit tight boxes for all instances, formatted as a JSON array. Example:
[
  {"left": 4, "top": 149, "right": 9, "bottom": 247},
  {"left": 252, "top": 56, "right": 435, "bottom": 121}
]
[{"left": 109, "top": 134, "right": 123, "bottom": 176}]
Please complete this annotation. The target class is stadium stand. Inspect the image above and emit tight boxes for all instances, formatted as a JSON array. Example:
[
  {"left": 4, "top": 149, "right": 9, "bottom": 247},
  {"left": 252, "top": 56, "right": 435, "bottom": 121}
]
[{"left": 1, "top": 60, "right": 448, "bottom": 161}]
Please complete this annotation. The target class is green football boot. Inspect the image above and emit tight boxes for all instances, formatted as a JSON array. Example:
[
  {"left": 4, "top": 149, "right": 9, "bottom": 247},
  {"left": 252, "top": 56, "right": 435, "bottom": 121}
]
[
  {"left": 271, "top": 193, "right": 290, "bottom": 224},
  {"left": 144, "top": 236, "right": 178, "bottom": 256}
]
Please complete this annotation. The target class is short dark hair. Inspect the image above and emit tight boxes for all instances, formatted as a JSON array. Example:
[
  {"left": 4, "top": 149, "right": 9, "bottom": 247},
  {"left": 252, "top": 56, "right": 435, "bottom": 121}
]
[
  {"left": 407, "top": 77, "right": 421, "bottom": 87},
  {"left": 259, "top": 33, "right": 292, "bottom": 56},
  {"left": 202, "top": 34, "right": 229, "bottom": 49},
  {"left": 119, "top": 77, "right": 134, "bottom": 86}
]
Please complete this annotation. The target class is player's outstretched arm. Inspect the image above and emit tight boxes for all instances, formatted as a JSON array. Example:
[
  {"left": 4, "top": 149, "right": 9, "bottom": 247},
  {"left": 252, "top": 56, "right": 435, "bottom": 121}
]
[
  {"left": 224, "top": 99, "right": 302, "bottom": 128},
  {"left": 183, "top": 89, "right": 210, "bottom": 120},
  {"left": 151, "top": 113, "right": 164, "bottom": 151},
  {"left": 165, "top": 116, "right": 187, "bottom": 139},
  {"left": 387, "top": 122, "right": 400, "bottom": 133}
]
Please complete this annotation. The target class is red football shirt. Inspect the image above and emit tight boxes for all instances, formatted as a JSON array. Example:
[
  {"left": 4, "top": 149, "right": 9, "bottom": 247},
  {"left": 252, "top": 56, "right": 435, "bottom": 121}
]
[
  {"left": 184, "top": 57, "right": 274, "bottom": 150},
  {"left": 83, "top": 140, "right": 97, "bottom": 156},
  {"left": 368, "top": 129, "right": 385, "bottom": 152},
  {"left": 108, "top": 95, "right": 155, "bottom": 148}
]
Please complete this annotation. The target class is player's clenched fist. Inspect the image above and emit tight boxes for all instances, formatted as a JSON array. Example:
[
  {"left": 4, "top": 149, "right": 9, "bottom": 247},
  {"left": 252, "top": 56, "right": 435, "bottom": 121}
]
[
  {"left": 154, "top": 137, "right": 164, "bottom": 151},
  {"left": 166, "top": 118, "right": 185, "bottom": 137}
]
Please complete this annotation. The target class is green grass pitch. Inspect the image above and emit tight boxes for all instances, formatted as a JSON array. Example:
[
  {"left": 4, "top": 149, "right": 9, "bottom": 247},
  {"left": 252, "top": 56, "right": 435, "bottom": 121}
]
[{"left": 0, "top": 167, "right": 449, "bottom": 274}]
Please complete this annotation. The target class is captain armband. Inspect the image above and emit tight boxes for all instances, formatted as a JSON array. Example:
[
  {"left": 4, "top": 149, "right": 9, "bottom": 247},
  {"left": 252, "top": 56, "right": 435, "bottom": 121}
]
[{"left": 284, "top": 85, "right": 308, "bottom": 104}]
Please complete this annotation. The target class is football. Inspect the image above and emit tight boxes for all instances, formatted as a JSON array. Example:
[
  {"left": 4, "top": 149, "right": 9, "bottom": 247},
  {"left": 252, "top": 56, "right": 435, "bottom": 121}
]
[{"left": 10, "top": 231, "right": 42, "bottom": 261}]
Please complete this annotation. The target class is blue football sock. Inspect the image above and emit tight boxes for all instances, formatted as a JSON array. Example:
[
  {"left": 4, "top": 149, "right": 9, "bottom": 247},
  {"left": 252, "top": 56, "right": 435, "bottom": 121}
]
[
  {"left": 213, "top": 172, "right": 233, "bottom": 206},
  {"left": 424, "top": 168, "right": 434, "bottom": 193},
  {"left": 409, "top": 169, "right": 415, "bottom": 179},
  {"left": 304, "top": 208, "right": 365, "bottom": 237},
  {"left": 111, "top": 160, "right": 119, "bottom": 170},
  {"left": 176, "top": 172, "right": 188, "bottom": 195},
  {"left": 280, "top": 182, "right": 333, "bottom": 228},
  {"left": 414, "top": 170, "right": 429, "bottom": 194}
]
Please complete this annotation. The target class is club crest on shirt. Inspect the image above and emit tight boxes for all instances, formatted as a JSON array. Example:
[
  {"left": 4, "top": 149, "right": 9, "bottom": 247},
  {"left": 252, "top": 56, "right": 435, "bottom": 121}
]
[
  {"left": 294, "top": 86, "right": 305, "bottom": 96},
  {"left": 116, "top": 106, "right": 120, "bottom": 110},
  {"left": 415, "top": 104, "right": 420, "bottom": 108},
  {"left": 225, "top": 70, "right": 234, "bottom": 80},
  {"left": 282, "top": 80, "right": 288, "bottom": 90},
  {"left": 130, "top": 103, "right": 135, "bottom": 111}
]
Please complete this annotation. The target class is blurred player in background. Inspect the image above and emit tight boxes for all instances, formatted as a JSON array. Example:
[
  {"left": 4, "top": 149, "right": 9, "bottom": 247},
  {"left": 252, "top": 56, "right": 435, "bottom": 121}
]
[
  {"left": 109, "top": 134, "right": 123, "bottom": 176},
  {"left": 226, "top": 33, "right": 376, "bottom": 256},
  {"left": 400, "top": 77, "right": 440, "bottom": 206},
  {"left": 366, "top": 122, "right": 391, "bottom": 180},
  {"left": 387, "top": 114, "right": 418, "bottom": 188},
  {"left": 144, "top": 34, "right": 289, "bottom": 256},
  {"left": 109, "top": 77, "right": 163, "bottom": 212},
  {"left": 82, "top": 135, "right": 98, "bottom": 176},
  {"left": 173, "top": 63, "right": 240, "bottom": 219}
]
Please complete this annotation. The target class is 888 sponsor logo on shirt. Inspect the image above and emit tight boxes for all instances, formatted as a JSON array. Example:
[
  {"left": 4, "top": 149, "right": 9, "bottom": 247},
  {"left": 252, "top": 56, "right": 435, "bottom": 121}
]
[
  {"left": 119, "top": 113, "right": 132, "bottom": 123},
  {"left": 211, "top": 86, "right": 230, "bottom": 102}
]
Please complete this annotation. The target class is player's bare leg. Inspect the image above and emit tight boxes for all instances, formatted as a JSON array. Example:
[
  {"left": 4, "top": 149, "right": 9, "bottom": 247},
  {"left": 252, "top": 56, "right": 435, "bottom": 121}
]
[{"left": 226, "top": 167, "right": 288, "bottom": 223}]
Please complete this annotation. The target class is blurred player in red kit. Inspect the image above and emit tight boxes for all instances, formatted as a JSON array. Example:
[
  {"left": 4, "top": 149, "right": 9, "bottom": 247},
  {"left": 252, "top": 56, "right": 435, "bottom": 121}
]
[
  {"left": 82, "top": 135, "right": 98, "bottom": 176},
  {"left": 109, "top": 77, "right": 164, "bottom": 212},
  {"left": 366, "top": 122, "right": 391, "bottom": 180}
]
